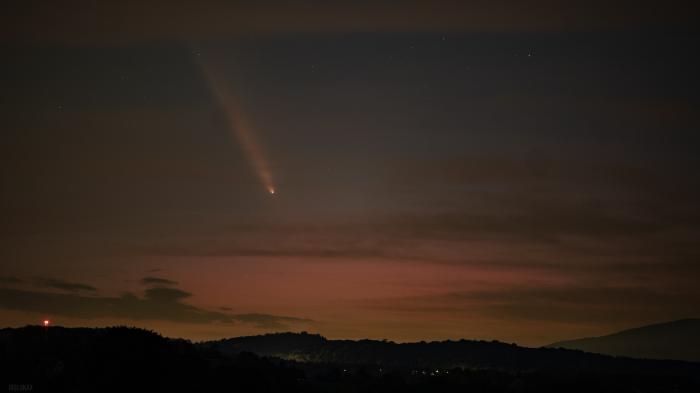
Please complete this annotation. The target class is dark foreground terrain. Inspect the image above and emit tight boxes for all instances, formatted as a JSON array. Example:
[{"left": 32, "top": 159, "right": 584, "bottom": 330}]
[{"left": 2, "top": 326, "right": 699, "bottom": 393}]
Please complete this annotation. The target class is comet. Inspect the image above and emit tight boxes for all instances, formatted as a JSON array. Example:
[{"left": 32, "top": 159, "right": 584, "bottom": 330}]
[{"left": 197, "top": 57, "right": 276, "bottom": 195}]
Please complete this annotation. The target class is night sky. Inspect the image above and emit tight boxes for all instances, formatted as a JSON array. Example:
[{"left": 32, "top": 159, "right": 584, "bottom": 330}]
[{"left": 2, "top": 1, "right": 699, "bottom": 345}]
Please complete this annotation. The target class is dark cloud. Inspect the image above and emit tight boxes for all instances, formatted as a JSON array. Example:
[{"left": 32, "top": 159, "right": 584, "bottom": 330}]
[
  {"left": 465, "top": 286, "right": 700, "bottom": 325},
  {"left": 136, "top": 204, "right": 700, "bottom": 268},
  {"left": 2, "top": 1, "right": 694, "bottom": 44},
  {"left": 144, "top": 287, "right": 191, "bottom": 302},
  {"left": 0, "top": 287, "right": 226, "bottom": 324},
  {"left": 131, "top": 152, "right": 699, "bottom": 267},
  {"left": 397, "top": 155, "right": 697, "bottom": 197},
  {"left": 0, "top": 276, "right": 98, "bottom": 293},
  {"left": 0, "top": 277, "right": 22, "bottom": 284},
  {"left": 38, "top": 278, "right": 97, "bottom": 293},
  {"left": 0, "top": 286, "right": 312, "bottom": 329},
  {"left": 361, "top": 285, "right": 700, "bottom": 326},
  {"left": 141, "top": 276, "right": 178, "bottom": 286},
  {"left": 448, "top": 285, "right": 700, "bottom": 322}
]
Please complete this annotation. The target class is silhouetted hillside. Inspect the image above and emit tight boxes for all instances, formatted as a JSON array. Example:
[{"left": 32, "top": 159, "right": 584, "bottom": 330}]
[
  {"left": 203, "top": 331, "right": 700, "bottom": 375},
  {"left": 547, "top": 319, "right": 700, "bottom": 362},
  {"left": 0, "top": 326, "right": 303, "bottom": 393},
  {"left": 3, "top": 326, "right": 700, "bottom": 393}
]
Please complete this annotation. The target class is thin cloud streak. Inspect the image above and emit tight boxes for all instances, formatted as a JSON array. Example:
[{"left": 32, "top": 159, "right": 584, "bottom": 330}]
[
  {"left": 141, "top": 276, "right": 178, "bottom": 286},
  {"left": 0, "top": 286, "right": 313, "bottom": 329}
]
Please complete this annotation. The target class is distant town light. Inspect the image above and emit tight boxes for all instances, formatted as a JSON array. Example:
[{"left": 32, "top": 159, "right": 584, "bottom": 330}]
[{"left": 43, "top": 320, "right": 50, "bottom": 327}]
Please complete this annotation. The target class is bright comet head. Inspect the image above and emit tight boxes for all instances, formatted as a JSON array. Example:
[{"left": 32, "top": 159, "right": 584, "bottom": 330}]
[{"left": 268, "top": 187, "right": 276, "bottom": 195}]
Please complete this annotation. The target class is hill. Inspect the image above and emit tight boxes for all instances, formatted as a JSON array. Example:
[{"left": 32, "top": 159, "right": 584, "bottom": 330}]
[
  {"left": 547, "top": 319, "right": 700, "bottom": 362},
  {"left": 2, "top": 326, "right": 700, "bottom": 392},
  {"left": 202, "top": 331, "right": 700, "bottom": 375},
  {"left": 0, "top": 326, "right": 303, "bottom": 393}
]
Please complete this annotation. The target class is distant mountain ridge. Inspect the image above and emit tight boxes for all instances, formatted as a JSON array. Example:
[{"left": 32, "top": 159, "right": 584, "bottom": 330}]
[
  {"left": 202, "top": 331, "right": 700, "bottom": 375},
  {"left": 547, "top": 319, "right": 700, "bottom": 362}
]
